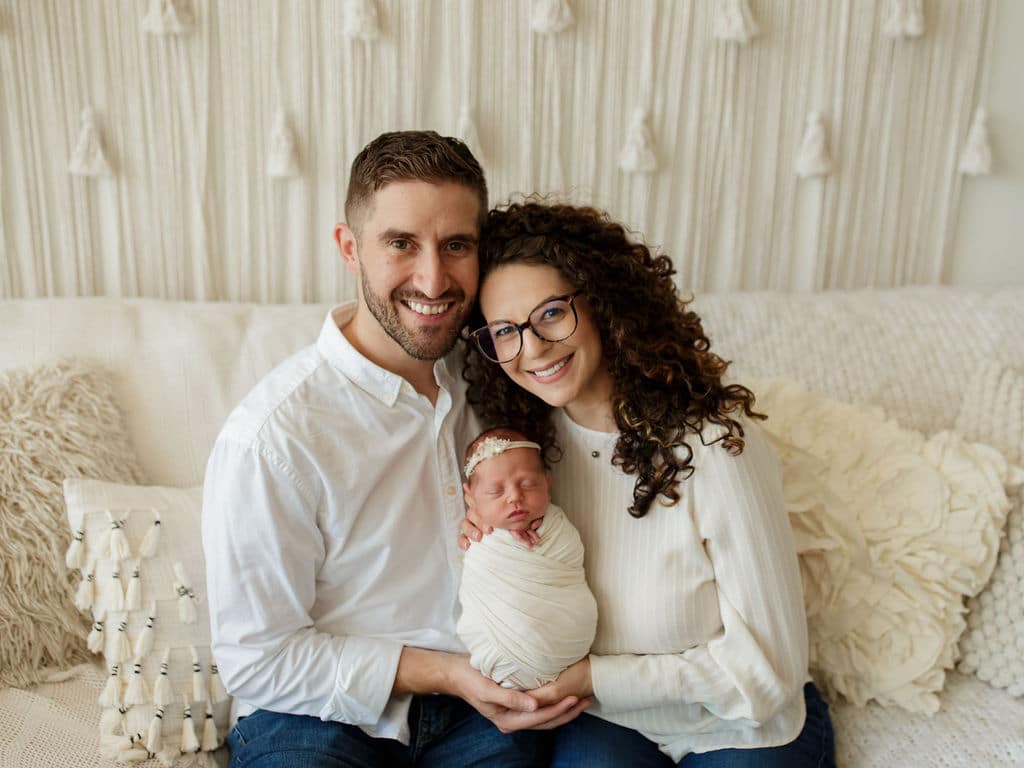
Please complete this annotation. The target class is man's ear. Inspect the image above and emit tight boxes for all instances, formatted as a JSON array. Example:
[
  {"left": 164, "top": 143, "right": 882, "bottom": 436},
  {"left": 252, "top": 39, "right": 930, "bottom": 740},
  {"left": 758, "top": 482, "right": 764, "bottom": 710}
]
[{"left": 334, "top": 223, "right": 360, "bottom": 277}]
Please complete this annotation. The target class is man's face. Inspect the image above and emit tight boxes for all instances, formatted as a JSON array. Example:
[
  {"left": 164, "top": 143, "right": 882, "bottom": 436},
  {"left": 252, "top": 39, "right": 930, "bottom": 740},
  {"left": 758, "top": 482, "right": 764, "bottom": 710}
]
[{"left": 338, "top": 180, "right": 481, "bottom": 361}]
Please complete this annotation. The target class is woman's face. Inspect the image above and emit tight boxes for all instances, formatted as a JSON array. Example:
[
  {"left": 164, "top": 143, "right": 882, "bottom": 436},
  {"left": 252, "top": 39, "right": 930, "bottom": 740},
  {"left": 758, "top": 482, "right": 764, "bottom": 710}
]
[{"left": 478, "top": 263, "right": 613, "bottom": 416}]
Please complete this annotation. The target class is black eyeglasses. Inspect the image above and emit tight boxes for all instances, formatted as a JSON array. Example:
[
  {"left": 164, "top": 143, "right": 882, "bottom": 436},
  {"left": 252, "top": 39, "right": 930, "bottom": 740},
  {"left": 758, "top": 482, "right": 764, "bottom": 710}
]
[{"left": 469, "top": 291, "right": 584, "bottom": 363}]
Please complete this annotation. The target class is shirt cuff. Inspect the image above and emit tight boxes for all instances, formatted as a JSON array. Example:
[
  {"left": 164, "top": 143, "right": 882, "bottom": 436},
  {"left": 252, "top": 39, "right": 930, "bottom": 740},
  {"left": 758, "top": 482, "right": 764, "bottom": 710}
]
[
  {"left": 590, "top": 653, "right": 647, "bottom": 713},
  {"left": 324, "top": 636, "right": 405, "bottom": 725}
]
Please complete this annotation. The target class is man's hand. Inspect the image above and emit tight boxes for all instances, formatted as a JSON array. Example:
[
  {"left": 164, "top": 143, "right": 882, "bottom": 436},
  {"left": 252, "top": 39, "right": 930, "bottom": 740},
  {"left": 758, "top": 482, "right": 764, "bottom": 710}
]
[
  {"left": 395, "top": 648, "right": 589, "bottom": 733},
  {"left": 527, "top": 657, "right": 594, "bottom": 708}
]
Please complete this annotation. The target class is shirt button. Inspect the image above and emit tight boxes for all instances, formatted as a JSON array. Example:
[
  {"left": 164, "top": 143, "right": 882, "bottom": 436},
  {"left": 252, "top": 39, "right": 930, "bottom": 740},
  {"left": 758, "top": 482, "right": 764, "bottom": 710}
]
[{"left": 446, "top": 484, "right": 457, "bottom": 496}]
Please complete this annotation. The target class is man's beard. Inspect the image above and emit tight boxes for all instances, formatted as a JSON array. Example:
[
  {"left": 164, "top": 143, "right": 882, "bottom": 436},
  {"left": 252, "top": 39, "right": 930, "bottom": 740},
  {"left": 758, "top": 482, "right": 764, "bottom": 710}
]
[{"left": 361, "top": 270, "right": 467, "bottom": 360}]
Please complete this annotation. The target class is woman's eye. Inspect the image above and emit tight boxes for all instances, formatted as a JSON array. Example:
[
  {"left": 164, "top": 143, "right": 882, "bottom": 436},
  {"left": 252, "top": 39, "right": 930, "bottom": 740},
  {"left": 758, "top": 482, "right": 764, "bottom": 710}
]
[
  {"left": 492, "top": 325, "right": 515, "bottom": 339},
  {"left": 541, "top": 306, "right": 566, "bottom": 321}
]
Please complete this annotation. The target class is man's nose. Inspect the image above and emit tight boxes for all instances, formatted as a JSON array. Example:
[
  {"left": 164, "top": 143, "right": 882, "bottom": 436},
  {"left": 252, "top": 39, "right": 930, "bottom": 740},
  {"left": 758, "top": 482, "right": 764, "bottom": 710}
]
[{"left": 413, "top": 249, "right": 449, "bottom": 299}]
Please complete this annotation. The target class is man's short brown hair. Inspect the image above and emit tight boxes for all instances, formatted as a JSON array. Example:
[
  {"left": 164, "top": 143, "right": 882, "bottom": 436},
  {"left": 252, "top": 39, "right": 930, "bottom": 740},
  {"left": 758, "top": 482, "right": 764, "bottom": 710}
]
[{"left": 344, "top": 131, "right": 487, "bottom": 236}]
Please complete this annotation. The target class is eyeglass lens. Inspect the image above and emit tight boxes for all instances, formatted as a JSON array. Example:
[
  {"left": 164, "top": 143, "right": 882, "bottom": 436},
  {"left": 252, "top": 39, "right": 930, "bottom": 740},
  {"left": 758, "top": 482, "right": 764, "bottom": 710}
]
[{"left": 476, "top": 296, "right": 578, "bottom": 363}]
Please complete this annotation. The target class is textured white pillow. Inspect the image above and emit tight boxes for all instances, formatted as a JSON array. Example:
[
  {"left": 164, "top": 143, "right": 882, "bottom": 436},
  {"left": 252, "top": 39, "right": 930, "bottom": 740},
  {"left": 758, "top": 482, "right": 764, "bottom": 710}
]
[
  {"left": 751, "top": 377, "right": 1023, "bottom": 714},
  {"left": 63, "top": 479, "right": 229, "bottom": 767},
  {"left": 954, "top": 362, "right": 1024, "bottom": 696}
]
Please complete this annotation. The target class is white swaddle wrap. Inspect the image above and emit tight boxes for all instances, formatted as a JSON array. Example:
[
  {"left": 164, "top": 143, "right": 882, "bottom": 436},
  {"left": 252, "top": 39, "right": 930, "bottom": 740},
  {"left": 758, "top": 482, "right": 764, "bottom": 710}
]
[{"left": 457, "top": 503, "right": 598, "bottom": 690}]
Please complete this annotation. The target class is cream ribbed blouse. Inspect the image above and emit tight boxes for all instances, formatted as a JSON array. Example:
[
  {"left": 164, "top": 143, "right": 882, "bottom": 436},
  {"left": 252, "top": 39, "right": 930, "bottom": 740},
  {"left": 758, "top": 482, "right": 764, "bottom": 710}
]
[{"left": 550, "top": 410, "right": 808, "bottom": 761}]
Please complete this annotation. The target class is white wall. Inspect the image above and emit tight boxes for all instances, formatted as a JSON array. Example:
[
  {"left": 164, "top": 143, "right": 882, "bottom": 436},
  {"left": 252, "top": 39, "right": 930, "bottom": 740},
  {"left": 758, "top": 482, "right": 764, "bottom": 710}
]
[
  {"left": 0, "top": 0, "right": 1014, "bottom": 301},
  {"left": 950, "top": 0, "right": 1024, "bottom": 287}
]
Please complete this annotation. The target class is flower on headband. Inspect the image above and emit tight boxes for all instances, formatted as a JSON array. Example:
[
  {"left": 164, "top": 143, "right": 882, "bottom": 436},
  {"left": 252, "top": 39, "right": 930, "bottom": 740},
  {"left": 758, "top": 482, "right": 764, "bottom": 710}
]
[{"left": 464, "top": 437, "right": 542, "bottom": 478}]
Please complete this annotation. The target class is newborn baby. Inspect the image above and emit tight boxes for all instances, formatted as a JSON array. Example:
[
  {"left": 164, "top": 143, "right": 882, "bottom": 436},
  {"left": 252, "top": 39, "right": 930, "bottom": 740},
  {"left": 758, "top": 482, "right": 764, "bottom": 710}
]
[{"left": 457, "top": 427, "right": 598, "bottom": 690}]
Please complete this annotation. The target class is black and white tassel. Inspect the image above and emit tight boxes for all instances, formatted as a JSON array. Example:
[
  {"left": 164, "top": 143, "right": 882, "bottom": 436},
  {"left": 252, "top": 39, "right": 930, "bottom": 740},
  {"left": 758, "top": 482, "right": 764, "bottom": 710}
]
[
  {"left": 883, "top": 0, "right": 924, "bottom": 39},
  {"left": 135, "top": 603, "right": 157, "bottom": 658},
  {"left": 66, "top": 527, "right": 86, "bottom": 569},
  {"left": 100, "top": 705, "right": 128, "bottom": 736},
  {"left": 98, "top": 663, "right": 122, "bottom": 708},
  {"left": 190, "top": 646, "right": 207, "bottom": 702},
  {"left": 99, "top": 733, "right": 132, "bottom": 760},
  {"left": 201, "top": 701, "right": 218, "bottom": 751},
  {"left": 140, "top": 511, "right": 162, "bottom": 557},
  {"left": 117, "top": 732, "right": 150, "bottom": 763},
  {"left": 146, "top": 705, "right": 165, "bottom": 753},
  {"left": 713, "top": 0, "right": 759, "bottom": 44},
  {"left": 125, "top": 562, "right": 142, "bottom": 611},
  {"left": 107, "top": 567, "right": 125, "bottom": 613},
  {"left": 107, "top": 511, "right": 132, "bottom": 561},
  {"left": 125, "top": 658, "right": 151, "bottom": 706},
  {"left": 111, "top": 617, "right": 133, "bottom": 663},
  {"left": 531, "top": 0, "right": 574, "bottom": 34},
  {"left": 87, "top": 620, "right": 105, "bottom": 654},
  {"left": 208, "top": 662, "right": 228, "bottom": 704},
  {"left": 173, "top": 563, "right": 197, "bottom": 624},
  {"left": 142, "top": 0, "right": 189, "bottom": 35},
  {"left": 959, "top": 107, "right": 992, "bottom": 176},
  {"left": 342, "top": 0, "right": 380, "bottom": 41},
  {"left": 75, "top": 564, "right": 96, "bottom": 613},
  {"left": 153, "top": 648, "right": 173, "bottom": 707},
  {"left": 181, "top": 695, "right": 200, "bottom": 753},
  {"left": 68, "top": 108, "right": 113, "bottom": 177},
  {"left": 796, "top": 111, "right": 833, "bottom": 178}
]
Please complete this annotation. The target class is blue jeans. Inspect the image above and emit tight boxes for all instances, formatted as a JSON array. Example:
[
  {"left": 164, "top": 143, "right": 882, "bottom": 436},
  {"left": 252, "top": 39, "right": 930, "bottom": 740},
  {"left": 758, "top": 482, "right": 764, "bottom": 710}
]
[
  {"left": 550, "top": 682, "right": 835, "bottom": 768},
  {"left": 227, "top": 695, "right": 551, "bottom": 767}
]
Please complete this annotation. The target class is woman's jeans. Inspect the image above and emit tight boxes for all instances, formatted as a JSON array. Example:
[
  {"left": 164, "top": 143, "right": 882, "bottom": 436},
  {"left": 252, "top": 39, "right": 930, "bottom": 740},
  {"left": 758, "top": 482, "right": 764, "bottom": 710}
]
[
  {"left": 550, "top": 682, "right": 835, "bottom": 768},
  {"left": 226, "top": 694, "right": 550, "bottom": 768}
]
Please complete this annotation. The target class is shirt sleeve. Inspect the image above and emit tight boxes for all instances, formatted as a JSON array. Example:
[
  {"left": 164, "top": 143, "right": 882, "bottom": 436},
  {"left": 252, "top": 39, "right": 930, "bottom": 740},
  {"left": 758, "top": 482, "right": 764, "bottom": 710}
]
[
  {"left": 201, "top": 435, "right": 404, "bottom": 725},
  {"left": 588, "top": 423, "right": 808, "bottom": 724}
]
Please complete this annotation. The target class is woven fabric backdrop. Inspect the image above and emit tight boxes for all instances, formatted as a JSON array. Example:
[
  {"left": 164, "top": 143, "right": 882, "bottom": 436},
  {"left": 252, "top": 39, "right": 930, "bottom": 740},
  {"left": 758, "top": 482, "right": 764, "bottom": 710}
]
[{"left": 0, "top": 0, "right": 997, "bottom": 301}]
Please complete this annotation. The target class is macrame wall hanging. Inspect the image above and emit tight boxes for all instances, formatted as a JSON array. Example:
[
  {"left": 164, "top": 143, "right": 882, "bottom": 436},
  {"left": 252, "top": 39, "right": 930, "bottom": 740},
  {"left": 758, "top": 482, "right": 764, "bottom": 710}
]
[
  {"left": 457, "top": 0, "right": 486, "bottom": 164},
  {"left": 267, "top": 1, "right": 300, "bottom": 179}
]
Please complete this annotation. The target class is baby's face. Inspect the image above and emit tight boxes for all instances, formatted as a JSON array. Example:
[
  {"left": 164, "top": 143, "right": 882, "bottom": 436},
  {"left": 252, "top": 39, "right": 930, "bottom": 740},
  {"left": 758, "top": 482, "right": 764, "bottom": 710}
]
[{"left": 466, "top": 448, "right": 551, "bottom": 532}]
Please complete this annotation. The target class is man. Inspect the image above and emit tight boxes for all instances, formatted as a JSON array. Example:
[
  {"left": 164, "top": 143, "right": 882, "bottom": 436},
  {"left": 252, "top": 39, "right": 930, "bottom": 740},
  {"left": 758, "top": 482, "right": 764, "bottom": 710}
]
[{"left": 202, "top": 131, "right": 587, "bottom": 768}]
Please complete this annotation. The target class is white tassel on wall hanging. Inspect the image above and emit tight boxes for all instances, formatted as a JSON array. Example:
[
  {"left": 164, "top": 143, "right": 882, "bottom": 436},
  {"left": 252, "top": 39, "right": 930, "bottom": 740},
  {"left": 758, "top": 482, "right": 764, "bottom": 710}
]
[
  {"left": 68, "top": 108, "right": 113, "bottom": 177},
  {"left": 100, "top": 705, "right": 127, "bottom": 737},
  {"left": 713, "top": 0, "right": 759, "bottom": 44},
  {"left": 173, "top": 562, "right": 198, "bottom": 624},
  {"left": 201, "top": 701, "right": 218, "bottom": 751},
  {"left": 135, "top": 603, "right": 157, "bottom": 657},
  {"left": 75, "top": 565, "right": 96, "bottom": 613},
  {"left": 66, "top": 528, "right": 86, "bottom": 569},
  {"left": 107, "top": 567, "right": 124, "bottom": 613},
  {"left": 343, "top": 0, "right": 380, "bottom": 41},
  {"left": 88, "top": 620, "right": 105, "bottom": 654},
  {"left": 125, "top": 562, "right": 142, "bottom": 611},
  {"left": 796, "top": 111, "right": 833, "bottom": 178},
  {"left": 112, "top": 617, "right": 132, "bottom": 663},
  {"left": 99, "top": 733, "right": 132, "bottom": 761},
  {"left": 153, "top": 648, "right": 173, "bottom": 707},
  {"left": 146, "top": 705, "right": 165, "bottom": 754},
  {"left": 531, "top": 0, "right": 574, "bottom": 34},
  {"left": 190, "top": 646, "right": 207, "bottom": 702},
  {"left": 106, "top": 512, "right": 131, "bottom": 561},
  {"left": 98, "top": 663, "right": 122, "bottom": 708},
  {"left": 208, "top": 663, "right": 228, "bottom": 704},
  {"left": 142, "top": 0, "right": 189, "bottom": 36},
  {"left": 959, "top": 107, "right": 992, "bottom": 176},
  {"left": 181, "top": 695, "right": 200, "bottom": 753},
  {"left": 457, "top": 106, "right": 485, "bottom": 165},
  {"left": 267, "top": 109, "right": 300, "bottom": 179},
  {"left": 125, "top": 659, "right": 150, "bottom": 706},
  {"left": 883, "top": 0, "right": 924, "bottom": 39},
  {"left": 140, "top": 510, "right": 161, "bottom": 557},
  {"left": 619, "top": 108, "right": 658, "bottom": 174}
]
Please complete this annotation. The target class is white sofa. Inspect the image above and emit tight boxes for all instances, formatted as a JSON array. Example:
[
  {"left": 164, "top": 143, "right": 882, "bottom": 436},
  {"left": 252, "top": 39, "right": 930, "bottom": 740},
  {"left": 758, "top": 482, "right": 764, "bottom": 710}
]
[{"left": 1, "top": 289, "right": 1023, "bottom": 767}]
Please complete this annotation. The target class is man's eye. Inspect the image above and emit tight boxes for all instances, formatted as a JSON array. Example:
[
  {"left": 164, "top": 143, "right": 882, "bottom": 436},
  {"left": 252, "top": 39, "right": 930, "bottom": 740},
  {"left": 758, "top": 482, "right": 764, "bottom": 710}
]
[{"left": 390, "top": 239, "right": 410, "bottom": 250}]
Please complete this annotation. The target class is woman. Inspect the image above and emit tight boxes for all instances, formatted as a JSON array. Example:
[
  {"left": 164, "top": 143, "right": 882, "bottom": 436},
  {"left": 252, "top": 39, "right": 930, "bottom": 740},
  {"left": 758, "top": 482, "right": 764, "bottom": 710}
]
[{"left": 461, "top": 201, "right": 835, "bottom": 767}]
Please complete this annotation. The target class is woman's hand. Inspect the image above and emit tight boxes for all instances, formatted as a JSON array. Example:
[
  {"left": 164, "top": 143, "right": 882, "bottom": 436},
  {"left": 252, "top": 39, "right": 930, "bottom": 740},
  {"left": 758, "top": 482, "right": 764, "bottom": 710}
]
[
  {"left": 527, "top": 657, "right": 594, "bottom": 708},
  {"left": 446, "top": 654, "right": 590, "bottom": 732}
]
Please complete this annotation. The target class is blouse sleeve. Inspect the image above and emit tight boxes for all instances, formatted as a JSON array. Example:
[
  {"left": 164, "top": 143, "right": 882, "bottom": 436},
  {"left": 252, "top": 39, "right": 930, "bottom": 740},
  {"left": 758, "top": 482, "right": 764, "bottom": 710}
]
[{"left": 588, "top": 423, "right": 808, "bottom": 724}]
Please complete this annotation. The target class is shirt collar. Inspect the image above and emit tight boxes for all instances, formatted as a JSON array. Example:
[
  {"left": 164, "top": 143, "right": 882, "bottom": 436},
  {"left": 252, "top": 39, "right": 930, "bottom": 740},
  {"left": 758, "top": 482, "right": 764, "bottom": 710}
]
[{"left": 317, "top": 302, "right": 458, "bottom": 406}]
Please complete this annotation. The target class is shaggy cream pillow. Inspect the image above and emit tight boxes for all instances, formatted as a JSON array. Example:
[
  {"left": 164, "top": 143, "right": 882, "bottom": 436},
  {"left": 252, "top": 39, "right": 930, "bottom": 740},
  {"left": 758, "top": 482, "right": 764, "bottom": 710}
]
[
  {"left": 954, "top": 362, "right": 1024, "bottom": 696},
  {"left": 63, "top": 479, "right": 230, "bottom": 766},
  {"left": 0, "top": 359, "right": 145, "bottom": 688},
  {"left": 752, "top": 377, "right": 1023, "bottom": 714}
]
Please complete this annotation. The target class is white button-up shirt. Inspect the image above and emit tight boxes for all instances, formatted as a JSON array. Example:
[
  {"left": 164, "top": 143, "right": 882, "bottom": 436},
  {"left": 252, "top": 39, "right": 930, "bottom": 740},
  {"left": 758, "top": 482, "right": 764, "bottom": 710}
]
[{"left": 202, "top": 303, "right": 478, "bottom": 743}]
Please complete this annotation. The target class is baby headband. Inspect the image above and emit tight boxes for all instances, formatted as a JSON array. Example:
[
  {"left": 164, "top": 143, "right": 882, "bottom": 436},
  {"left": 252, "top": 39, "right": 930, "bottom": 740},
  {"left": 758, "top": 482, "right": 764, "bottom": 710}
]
[{"left": 464, "top": 437, "right": 541, "bottom": 478}]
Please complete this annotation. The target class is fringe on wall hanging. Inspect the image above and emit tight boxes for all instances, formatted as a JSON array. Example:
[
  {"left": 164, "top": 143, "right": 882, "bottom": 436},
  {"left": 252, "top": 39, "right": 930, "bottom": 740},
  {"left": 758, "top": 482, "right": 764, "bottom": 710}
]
[
  {"left": 267, "top": 108, "right": 300, "bottom": 178},
  {"left": 959, "top": 107, "right": 992, "bottom": 175},
  {"left": 713, "top": 0, "right": 759, "bottom": 44},
  {"left": 153, "top": 647, "right": 173, "bottom": 707},
  {"left": 343, "top": 0, "right": 380, "bottom": 41},
  {"left": 68, "top": 108, "right": 113, "bottom": 177},
  {"left": 620, "top": 108, "right": 658, "bottom": 174},
  {"left": 142, "top": 0, "right": 190, "bottom": 36},
  {"left": 140, "top": 510, "right": 162, "bottom": 557},
  {"left": 135, "top": 603, "right": 157, "bottom": 657},
  {"left": 66, "top": 527, "right": 86, "bottom": 569},
  {"left": 796, "top": 111, "right": 833, "bottom": 178},
  {"left": 75, "top": 562, "right": 96, "bottom": 612},
  {"left": 173, "top": 562, "right": 198, "bottom": 623},
  {"left": 883, "top": 0, "right": 924, "bottom": 39},
  {"left": 181, "top": 694, "right": 200, "bottom": 753},
  {"left": 531, "top": 0, "right": 574, "bottom": 35}
]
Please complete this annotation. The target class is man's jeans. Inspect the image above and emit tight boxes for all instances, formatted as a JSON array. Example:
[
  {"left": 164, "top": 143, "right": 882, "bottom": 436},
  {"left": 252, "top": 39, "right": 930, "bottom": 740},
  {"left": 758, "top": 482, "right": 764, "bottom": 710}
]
[{"left": 226, "top": 694, "right": 550, "bottom": 768}]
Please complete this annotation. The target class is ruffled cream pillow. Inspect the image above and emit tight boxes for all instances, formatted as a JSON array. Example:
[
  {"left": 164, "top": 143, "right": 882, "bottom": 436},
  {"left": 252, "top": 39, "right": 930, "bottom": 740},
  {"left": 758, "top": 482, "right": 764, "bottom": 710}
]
[
  {"left": 751, "top": 377, "right": 1023, "bottom": 714},
  {"left": 953, "top": 362, "right": 1024, "bottom": 696}
]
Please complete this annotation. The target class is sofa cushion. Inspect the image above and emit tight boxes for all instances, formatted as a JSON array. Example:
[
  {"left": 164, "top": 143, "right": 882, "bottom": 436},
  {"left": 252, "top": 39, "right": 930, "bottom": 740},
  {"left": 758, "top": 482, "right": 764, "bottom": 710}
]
[
  {"left": 63, "top": 479, "right": 229, "bottom": 763},
  {"left": 0, "top": 359, "right": 145, "bottom": 688},
  {"left": 754, "top": 378, "right": 1022, "bottom": 713},
  {"left": 955, "top": 362, "right": 1024, "bottom": 696}
]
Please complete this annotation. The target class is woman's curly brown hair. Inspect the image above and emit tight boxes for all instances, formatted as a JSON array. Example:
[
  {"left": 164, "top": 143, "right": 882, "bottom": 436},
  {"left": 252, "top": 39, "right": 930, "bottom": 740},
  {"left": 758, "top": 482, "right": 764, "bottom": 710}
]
[{"left": 463, "top": 200, "right": 764, "bottom": 518}]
